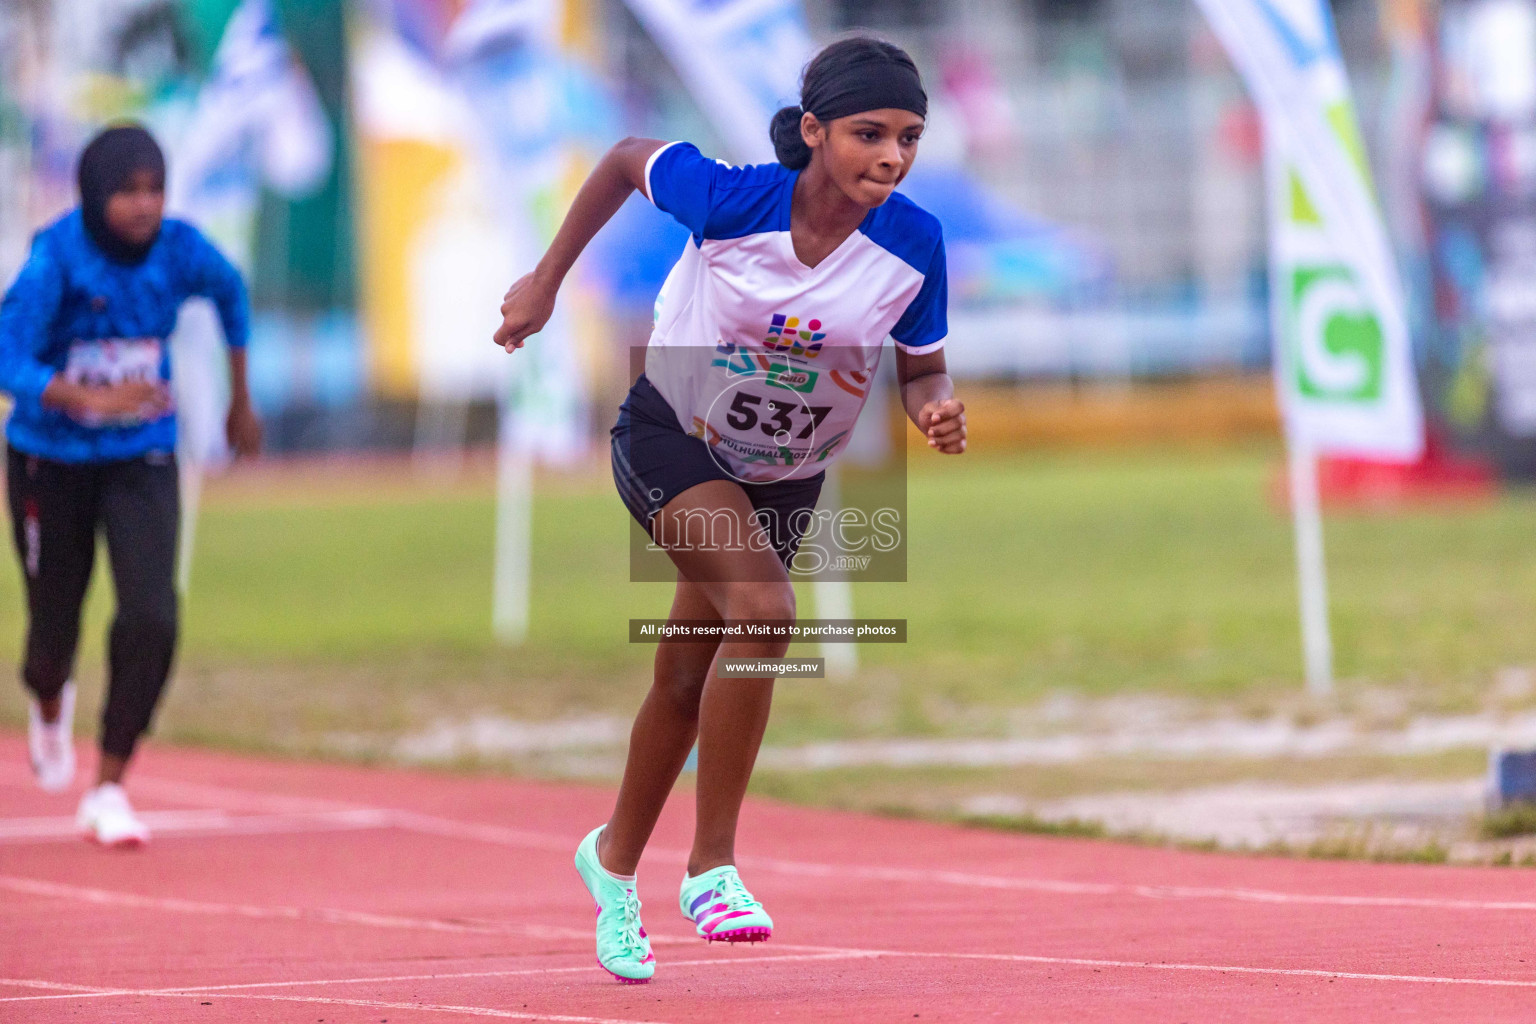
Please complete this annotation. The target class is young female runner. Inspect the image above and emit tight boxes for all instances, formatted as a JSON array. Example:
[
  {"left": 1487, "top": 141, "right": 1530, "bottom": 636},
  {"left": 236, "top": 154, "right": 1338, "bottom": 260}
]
[
  {"left": 494, "top": 38, "right": 965, "bottom": 982},
  {"left": 0, "top": 124, "right": 260, "bottom": 846}
]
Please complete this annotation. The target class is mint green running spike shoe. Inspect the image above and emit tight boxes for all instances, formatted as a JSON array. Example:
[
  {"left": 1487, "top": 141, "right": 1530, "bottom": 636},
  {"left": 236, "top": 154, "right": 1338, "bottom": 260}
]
[
  {"left": 574, "top": 826, "right": 655, "bottom": 983},
  {"left": 679, "top": 865, "right": 773, "bottom": 943}
]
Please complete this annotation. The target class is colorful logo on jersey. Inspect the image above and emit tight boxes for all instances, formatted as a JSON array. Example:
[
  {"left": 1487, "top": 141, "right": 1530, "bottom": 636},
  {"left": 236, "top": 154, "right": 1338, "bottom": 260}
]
[
  {"left": 765, "top": 314, "right": 826, "bottom": 358},
  {"left": 830, "top": 369, "right": 870, "bottom": 398},
  {"left": 711, "top": 339, "right": 756, "bottom": 376},
  {"left": 765, "top": 363, "right": 818, "bottom": 393}
]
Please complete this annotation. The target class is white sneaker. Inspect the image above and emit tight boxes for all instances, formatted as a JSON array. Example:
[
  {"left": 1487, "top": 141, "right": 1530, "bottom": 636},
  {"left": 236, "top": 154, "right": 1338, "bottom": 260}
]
[
  {"left": 27, "top": 681, "right": 76, "bottom": 793},
  {"left": 76, "top": 783, "right": 149, "bottom": 849}
]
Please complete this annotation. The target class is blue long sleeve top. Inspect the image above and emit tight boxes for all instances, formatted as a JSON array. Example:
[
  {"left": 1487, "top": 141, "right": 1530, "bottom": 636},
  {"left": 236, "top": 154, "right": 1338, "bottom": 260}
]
[{"left": 0, "top": 210, "right": 249, "bottom": 464}]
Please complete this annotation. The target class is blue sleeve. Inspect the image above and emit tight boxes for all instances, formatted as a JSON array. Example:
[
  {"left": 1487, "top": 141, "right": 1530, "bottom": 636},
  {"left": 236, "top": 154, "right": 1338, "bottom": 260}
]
[
  {"left": 0, "top": 235, "right": 65, "bottom": 404},
  {"left": 890, "top": 234, "right": 948, "bottom": 354},
  {"left": 178, "top": 226, "right": 250, "bottom": 349},
  {"left": 644, "top": 142, "right": 720, "bottom": 239},
  {"left": 645, "top": 143, "right": 783, "bottom": 243}
]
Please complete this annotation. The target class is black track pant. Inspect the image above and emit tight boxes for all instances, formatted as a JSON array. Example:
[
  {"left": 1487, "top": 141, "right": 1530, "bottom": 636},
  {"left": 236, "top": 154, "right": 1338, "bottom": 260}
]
[{"left": 6, "top": 447, "right": 179, "bottom": 760}]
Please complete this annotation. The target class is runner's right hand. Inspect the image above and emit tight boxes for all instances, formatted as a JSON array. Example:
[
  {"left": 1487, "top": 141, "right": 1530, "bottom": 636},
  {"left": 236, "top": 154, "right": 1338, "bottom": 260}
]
[{"left": 494, "top": 271, "right": 558, "bottom": 352}]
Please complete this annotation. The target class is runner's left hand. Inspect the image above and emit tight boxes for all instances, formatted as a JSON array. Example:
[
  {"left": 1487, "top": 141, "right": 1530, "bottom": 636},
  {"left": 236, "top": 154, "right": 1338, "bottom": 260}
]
[
  {"left": 919, "top": 398, "right": 966, "bottom": 454},
  {"left": 226, "top": 398, "right": 263, "bottom": 459}
]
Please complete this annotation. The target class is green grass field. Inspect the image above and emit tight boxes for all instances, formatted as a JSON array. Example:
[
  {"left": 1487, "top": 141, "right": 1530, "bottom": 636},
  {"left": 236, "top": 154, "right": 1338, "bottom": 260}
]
[{"left": 3, "top": 443, "right": 1535, "bottom": 764}]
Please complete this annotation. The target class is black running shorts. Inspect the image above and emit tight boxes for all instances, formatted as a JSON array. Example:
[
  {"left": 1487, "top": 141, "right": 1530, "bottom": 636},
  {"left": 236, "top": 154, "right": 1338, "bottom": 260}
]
[{"left": 610, "top": 373, "right": 824, "bottom": 570}]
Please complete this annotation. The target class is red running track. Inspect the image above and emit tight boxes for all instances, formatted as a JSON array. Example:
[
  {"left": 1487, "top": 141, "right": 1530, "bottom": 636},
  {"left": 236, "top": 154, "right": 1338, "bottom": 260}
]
[{"left": 3, "top": 734, "right": 1535, "bottom": 1023}]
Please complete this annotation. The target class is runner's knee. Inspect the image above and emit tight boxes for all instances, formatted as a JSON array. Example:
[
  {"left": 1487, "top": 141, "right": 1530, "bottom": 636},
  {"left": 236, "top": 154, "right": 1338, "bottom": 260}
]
[
  {"left": 722, "top": 583, "right": 795, "bottom": 629},
  {"left": 112, "top": 606, "right": 177, "bottom": 648}
]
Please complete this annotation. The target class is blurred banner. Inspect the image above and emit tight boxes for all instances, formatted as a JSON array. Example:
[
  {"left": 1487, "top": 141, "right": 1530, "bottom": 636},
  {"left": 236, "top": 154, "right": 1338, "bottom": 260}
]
[
  {"left": 1197, "top": 0, "right": 1424, "bottom": 461},
  {"left": 172, "top": 0, "right": 331, "bottom": 238},
  {"left": 447, "top": 0, "right": 607, "bottom": 463},
  {"left": 621, "top": 0, "right": 809, "bottom": 164},
  {"left": 165, "top": 0, "right": 331, "bottom": 592},
  {"left": 352, "top": 0, "right": 514, "bottom": 404},
  {"left": 1422, "top": 0, "right": 1536, "bottom": 478},
  {"left": 351, "top": 0, "right": 595, "bottom": 463},
  {"left": 171, "top": 0, "right": 331, "bottom": 468}
]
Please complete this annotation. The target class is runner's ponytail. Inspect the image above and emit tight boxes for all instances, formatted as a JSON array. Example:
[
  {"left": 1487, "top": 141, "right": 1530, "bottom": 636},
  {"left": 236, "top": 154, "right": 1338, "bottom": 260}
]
[{"left": 770, "top": 106, "right": 812, "bottom": 170}]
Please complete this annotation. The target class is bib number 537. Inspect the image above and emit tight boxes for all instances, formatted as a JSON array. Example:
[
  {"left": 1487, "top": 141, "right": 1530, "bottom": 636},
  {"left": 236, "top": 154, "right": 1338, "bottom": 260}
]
[{"left": 723, "top": 392, "right": 831, "bottom": 439}]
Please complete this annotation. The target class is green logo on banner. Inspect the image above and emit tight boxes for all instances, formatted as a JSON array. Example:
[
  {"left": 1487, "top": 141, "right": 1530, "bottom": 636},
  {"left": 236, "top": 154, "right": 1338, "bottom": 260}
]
[{"left": 1288, "top": 266, "right": 1384, "bottom": 403}]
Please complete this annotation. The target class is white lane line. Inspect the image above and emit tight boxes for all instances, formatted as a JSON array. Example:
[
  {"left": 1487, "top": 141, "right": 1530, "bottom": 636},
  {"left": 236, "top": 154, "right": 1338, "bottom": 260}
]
[
  {"left": 0, "top": 810, "right": 226, "bottom": 839},
  {"left": 5, "top": 944, "right": 1536, "bottom": 1012},
  {"left": 0, "top": 808, "right": 391, "bottom": 844},
  {"left": 0, "top": 765, "right": 353, "bottom": 815},
  {"left": 0, "top": 953, "right": 874, "bottom": 1004},
  {"left": 176, "top": 993, "right": 671, "bottom": 1023},
  {"left": 0, "top": 875, "right": 590, "bottom": 940},
  {"left": 0, "top": 977, "right": 126, "bottom": 994},
  {"left": 895, "top": 950, "right": 1536, "bottom": 989},
  {"left": 745, "top": 856, "right": 1536, "bottom": 913},
  {"left": 7, "top": 768, "right": 1534, "bottom": 915},
  {"left": 0, "top": 873, "right": 854, "bottom": 959},
  {"left": 0, "top": 980, "right": 672, "bottom": 1023},
  {"left": 214, "top": 952, "right": 1536, "bottom": 992}
]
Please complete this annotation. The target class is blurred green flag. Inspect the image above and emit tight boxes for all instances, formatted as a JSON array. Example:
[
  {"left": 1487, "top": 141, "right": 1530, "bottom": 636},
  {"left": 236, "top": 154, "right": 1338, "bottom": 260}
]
[{"left": 1196, "top": 0, "right": 1424, "bottom": 461}]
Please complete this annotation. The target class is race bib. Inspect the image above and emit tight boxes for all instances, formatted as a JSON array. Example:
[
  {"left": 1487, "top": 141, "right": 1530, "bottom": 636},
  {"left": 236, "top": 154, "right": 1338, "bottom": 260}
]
[
  {"left": 678, "top": 340, "right": 879, "bottom": 483},
  {"left": 63, "top": 338, "right": 167, "bottom": 426}
]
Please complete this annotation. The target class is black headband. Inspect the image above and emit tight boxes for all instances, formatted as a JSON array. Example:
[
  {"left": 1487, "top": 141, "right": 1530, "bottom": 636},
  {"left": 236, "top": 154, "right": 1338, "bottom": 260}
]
[{"left": 802, "top": 53, "right": 927, "bottom": 123}]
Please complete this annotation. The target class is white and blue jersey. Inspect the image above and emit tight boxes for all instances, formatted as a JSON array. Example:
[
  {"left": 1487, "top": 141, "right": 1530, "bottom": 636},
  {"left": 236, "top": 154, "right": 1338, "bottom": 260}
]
[
  {"left": 642, "top": 142, "right": 946, "bottom": 483},
  {"left": 0, "top": 211, "right": 248, "bottom": 464}
]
